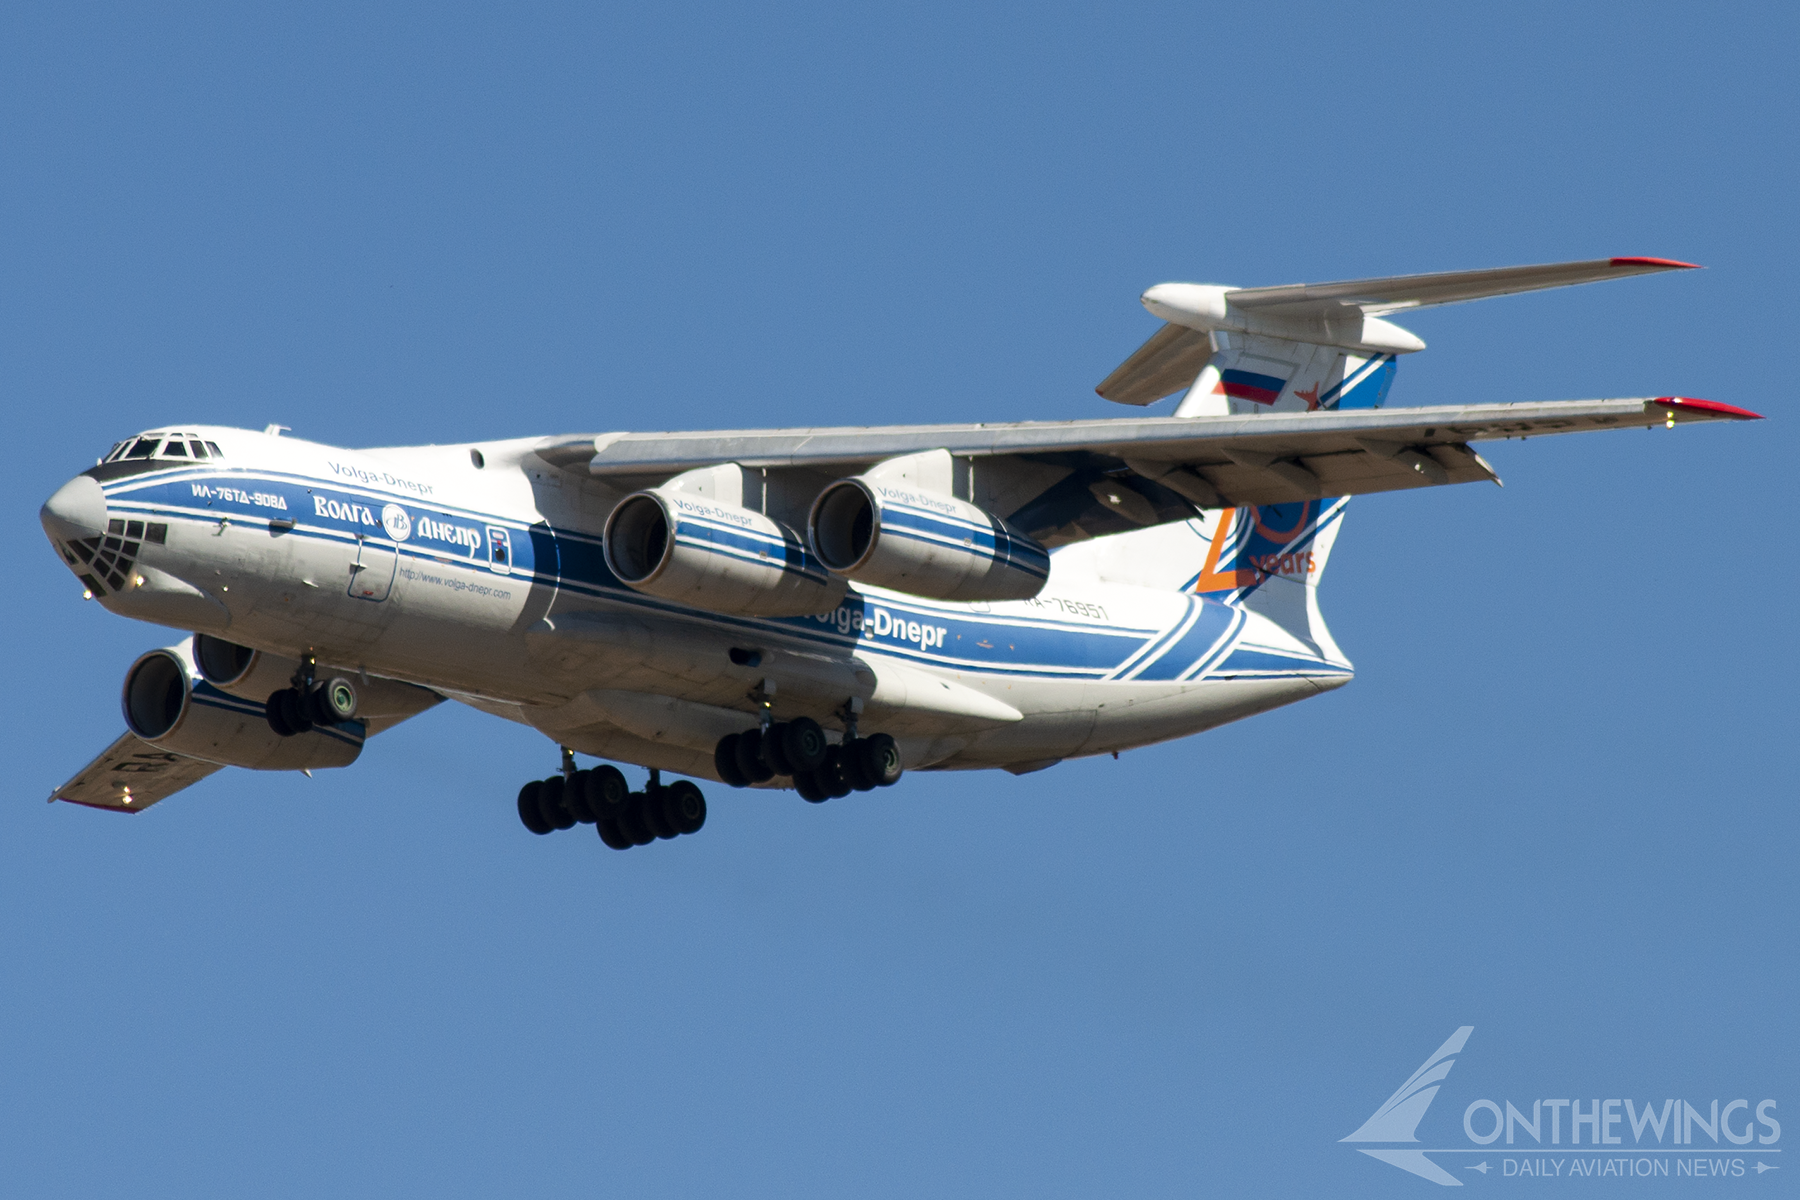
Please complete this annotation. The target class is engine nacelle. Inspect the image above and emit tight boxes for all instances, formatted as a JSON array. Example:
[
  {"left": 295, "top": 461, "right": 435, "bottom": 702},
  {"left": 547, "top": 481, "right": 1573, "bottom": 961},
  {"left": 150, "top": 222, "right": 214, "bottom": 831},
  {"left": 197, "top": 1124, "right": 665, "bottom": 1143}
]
[
  {"left": 603, "top": 490, "right": 846, "bottom": 617},
  {"left": 807, "top": 479, "right": 1050, "bottom": 602},
  {"left": 123, "top": 645, "right": 363, "bottom": 770}
]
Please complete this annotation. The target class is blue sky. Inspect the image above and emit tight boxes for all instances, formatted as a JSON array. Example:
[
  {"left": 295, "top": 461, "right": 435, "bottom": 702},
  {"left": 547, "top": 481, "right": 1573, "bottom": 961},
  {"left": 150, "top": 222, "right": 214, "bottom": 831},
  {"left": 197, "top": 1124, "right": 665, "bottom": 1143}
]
[{"left": 3, "top": 3, "right": 1796, "bottom": 1196}]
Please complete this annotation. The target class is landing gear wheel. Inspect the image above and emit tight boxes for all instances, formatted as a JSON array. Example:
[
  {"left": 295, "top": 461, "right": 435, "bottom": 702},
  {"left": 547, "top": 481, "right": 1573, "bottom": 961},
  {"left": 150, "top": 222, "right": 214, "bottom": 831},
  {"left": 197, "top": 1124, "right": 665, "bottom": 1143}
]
[
  {"left": 792, "top": 770, "right": 830, "bottom": 804},
  {"left": 762, "top": 723, "right": 795, "bottom": 776},
  {"left": 265, "top": 690, "right": 296, "bottom": 737},
  {"left": 818, "top": 746, "right": 854, "bottom": 799},
  {"left": 857, "top": 733, "right": 903, "bottom": 787},
  {"left": 583, "top": 765, "right": 631, "bottom": 822},
  {"left": 734, "top": 730, "right": 775, "bottom": 784},
  {"left": 266, "top": 688, "right": 312, "bottom": 736},
  {"left": 517, "top": 781, "right": 552, "bottom": 834},
  {"left": 537, "top": 775, "right": 576, "bottom": 831},
  {"left": 782, "top": 717, "right": 828, "bottom": 773},
  {"left": 620, "top": 795, "right": 657, "bottom": 846},
  {"left": 714, "top": 734, "right": 750, "bottom": 788},
  {"left": 665, "top": 780, "right": 707, "bottom": 834},
  {"left": 308, "top": 677, "right": 358, "bottom": 725},
  {"left": 565, "top": 770, "right": 597, "bottom": 823},
  {"left": 596, "top": 818, "right": 632, "bottom": 850},
  {"left": 641, "top": 788, "right": 679, "bottom": 839},
  {"left": 841, "top": 739, "right": 877, "bottom": 792}
]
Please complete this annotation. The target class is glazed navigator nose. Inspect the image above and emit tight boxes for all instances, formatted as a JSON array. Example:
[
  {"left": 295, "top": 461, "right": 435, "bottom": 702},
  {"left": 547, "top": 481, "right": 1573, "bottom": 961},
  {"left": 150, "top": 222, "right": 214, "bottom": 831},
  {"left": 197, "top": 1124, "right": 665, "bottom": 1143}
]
[{"left": 40, "top": 475, "right": 108, "bottom": 545}]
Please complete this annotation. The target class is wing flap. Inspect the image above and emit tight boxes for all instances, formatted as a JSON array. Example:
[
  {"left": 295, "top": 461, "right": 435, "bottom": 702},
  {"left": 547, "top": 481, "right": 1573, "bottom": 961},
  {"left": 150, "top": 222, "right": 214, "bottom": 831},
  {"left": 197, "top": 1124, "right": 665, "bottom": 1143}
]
[{"left": 50, "top": 732, "right": 222, "bottom": 813}]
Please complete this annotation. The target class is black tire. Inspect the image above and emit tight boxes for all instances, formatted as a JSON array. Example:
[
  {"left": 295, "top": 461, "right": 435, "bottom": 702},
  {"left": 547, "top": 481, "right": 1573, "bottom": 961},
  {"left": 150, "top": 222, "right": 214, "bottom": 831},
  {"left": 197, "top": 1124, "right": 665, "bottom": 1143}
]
[
  {"left": 277, "top": 687, "right": 313, "bottom": 735},
  {"left": 596, "top": 818, "right": 632, "bottom": 850},
  {"left": 538, "top": 775, "right": 576, "bottom": 831},
  {"left": 792, "top": 771, "right": 829, "bottom": 803},
  {"left": 265, "top": 690, "right": 295, "bottom": 737},
  {"left": 781, "top": 717, "right": 828, "bottom": 773},
  {"left": 564, "top": 770, "right": 596, "bottom": 823},
  {"left": 714, "top": 734, "right": 749, "bottom": 788},
  {"left": 583, "top": 765, "right": 631, "bottom": 819},
  {"left": 517, "top": 781, "right": 552, "bottom": 834},
  {"left": 818, "top": 746, "right": 853, "bottom": 799},
  {"left": 841, "top": 739, "right": 877, "bottom": 791},
  {"left": 308, "top": 677, "right": 358, "bottom": 725},
  {"left": 762, "top": 723, "right": 795, "bottom": 776},
  {"left": 643, "top": 788, "right": 679, "bottom": 840},
  {"left": 858, "top": 733, "right": 904, "bottom": 787},
  {"left": 620, "top": 795, "right": 657, "bottom": 845},
  {"left": 735, "top": 729, "right": 775, "bottom": 784},
  {"left": 665, "top": 780, "right": 706, "bottom": 834}
]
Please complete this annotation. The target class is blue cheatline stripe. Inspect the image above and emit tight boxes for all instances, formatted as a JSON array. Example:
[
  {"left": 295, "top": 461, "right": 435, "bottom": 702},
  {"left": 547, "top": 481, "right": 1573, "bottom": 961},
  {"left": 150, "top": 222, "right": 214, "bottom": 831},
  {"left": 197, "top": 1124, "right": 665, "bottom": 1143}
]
[
  {"left": 106, "top": 471, "right": 1350, "bottom": 682},
  {"left": 671, "top": 516, "right": 832, "bottom": 585},
  {"left": 880, "top": 504, "right": 1052, "bottom": 582},
  {"left": 1207, "top": 646, "right": 1353, "bottom": 677},
  {"left": 1110, "top": 597, "right": 1200, "bottom": 679},
  {"left": 1131, "top": 602, "right": 1243, "bottom": 682},
  {"left": 1177, "top": 607, "right": 1248, "bottom": 680}
]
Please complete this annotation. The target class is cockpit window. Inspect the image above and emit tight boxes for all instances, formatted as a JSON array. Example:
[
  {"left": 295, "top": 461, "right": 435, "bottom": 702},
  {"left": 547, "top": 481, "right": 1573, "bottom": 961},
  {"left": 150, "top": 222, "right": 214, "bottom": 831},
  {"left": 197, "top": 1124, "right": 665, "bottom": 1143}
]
[
  {"left": 126, "top": 437, "right": 160, "bottom": 458},
  {"left": 189, "top": 440, "right": 209, "bottom": 458},
  {"left": 206, "top": 441, "right": 223, "bottom": 457},
  {"left": 163, "top": 440, "right": 188, "bottom": 457},
  {"left": 102, "top": 442, "right": 126, "bottom": 462}
]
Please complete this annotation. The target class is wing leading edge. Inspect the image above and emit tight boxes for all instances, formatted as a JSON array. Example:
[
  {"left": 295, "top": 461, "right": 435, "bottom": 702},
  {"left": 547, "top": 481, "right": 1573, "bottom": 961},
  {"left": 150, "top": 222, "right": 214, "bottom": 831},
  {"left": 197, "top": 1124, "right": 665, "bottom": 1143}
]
[{"left": 545, "top": 396, "right": 1758, "bottom": 508}]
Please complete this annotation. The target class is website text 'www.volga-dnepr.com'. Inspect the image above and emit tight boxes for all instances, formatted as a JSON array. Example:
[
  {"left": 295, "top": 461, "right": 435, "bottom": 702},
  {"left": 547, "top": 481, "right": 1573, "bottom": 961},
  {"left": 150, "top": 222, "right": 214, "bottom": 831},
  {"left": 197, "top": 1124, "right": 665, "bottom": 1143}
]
[{"left": 397, "top": 567, "right": 512, "bottom": 600}]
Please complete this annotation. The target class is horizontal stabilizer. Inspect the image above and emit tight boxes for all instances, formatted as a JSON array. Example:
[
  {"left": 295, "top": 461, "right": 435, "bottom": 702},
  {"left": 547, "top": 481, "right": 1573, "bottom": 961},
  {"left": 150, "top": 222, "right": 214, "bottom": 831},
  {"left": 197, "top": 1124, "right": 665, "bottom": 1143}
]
[
  {"left": 1094, "top": 323, "right": 1214, "bottom": 407},
  {"left": 1226, "top": 256, "right": 1699, "bottom": 316},
  {"left": 1098, "top": 256, "right": 1699, "bottom": 406}
]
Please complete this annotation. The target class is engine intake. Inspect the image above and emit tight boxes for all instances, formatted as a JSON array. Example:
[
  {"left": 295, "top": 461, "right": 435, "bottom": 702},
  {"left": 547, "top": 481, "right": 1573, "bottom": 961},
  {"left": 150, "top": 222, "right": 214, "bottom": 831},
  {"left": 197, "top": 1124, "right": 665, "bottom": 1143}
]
[
  {"left": 122, "top": 646, "right": 363, "bottom": 771},
  {"left": 808, "top": 479, "right": 1049, "bottom": 602},
  {"left": 603, "top": 490, "right": 845, "bottom": 617}
]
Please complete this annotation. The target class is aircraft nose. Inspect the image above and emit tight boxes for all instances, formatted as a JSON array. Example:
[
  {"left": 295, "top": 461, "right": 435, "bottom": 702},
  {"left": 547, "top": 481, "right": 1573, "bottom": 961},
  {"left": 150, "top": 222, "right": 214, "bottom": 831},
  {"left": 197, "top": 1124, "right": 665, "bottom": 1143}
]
[{"left": 41, "top": 475, "right": 108, "bottom": 545}]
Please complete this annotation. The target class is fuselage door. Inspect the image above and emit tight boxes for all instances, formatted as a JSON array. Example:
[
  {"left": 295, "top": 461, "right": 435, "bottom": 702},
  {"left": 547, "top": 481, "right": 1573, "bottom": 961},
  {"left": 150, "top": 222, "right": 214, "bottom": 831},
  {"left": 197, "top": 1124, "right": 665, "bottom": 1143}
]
[
  {"left": 348, "top": 535, "right": 398, "bottom": 602},
  {"left": 487, "top": 527, "right": 512, "bottom": 576}
]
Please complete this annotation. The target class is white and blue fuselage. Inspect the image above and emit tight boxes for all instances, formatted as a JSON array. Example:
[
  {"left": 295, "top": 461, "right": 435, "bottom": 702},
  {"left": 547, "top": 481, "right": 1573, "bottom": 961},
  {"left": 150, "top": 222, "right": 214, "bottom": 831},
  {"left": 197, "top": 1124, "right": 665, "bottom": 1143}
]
[{"left": 49, "top": 424, "right": 1353, "bottom": 784}]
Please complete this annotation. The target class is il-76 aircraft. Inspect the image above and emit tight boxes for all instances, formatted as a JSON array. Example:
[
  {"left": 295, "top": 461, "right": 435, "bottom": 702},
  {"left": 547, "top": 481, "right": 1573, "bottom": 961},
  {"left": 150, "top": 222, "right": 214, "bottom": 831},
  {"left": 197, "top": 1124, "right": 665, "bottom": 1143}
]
[{"left": 40, "top": 257, "right": 1757, "bottom": 850}]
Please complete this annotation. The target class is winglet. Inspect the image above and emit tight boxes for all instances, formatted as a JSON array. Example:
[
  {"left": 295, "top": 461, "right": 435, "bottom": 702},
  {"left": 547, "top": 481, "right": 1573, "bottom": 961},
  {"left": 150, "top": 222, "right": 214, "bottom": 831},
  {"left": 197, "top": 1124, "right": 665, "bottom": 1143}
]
[{"left": 1650, "top": 396, "right": 1763, "bottom": 420}]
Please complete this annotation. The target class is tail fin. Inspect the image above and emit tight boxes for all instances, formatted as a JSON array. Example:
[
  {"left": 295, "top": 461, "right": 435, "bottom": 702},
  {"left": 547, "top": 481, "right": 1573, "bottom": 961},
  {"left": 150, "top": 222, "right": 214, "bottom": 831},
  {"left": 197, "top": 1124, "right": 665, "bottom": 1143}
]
[
  {"left": 1176, "top": 334, "right": 1396, "bottom": 416},
  {"left": 1186, "top": 499, "right": 1351, "bottom": 666}
]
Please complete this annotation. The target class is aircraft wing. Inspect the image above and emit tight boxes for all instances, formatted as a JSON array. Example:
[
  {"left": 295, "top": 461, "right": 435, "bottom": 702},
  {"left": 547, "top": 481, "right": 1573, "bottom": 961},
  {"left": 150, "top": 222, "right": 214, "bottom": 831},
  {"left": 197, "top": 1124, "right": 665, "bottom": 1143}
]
[
  {"left": 49, "top": 733, "right": 223, "bottom": 813},
  {"left": 543, "top": 396, "right": 1758, "bottom": 511}
]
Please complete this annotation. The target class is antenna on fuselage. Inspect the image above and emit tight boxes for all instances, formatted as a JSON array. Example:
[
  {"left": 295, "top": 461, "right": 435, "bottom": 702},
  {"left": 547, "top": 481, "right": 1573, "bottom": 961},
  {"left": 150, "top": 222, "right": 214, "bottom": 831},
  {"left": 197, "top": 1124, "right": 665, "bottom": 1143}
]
[{"left": 263, "top": 424, "right": 291, "bottom": 436}]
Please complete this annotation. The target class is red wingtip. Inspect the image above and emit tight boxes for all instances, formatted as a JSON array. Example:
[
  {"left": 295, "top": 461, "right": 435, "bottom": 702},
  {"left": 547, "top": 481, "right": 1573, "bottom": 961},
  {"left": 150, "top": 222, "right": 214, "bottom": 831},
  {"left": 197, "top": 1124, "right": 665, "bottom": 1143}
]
[
  {"left": 1650, "top": 396, "right": 1763, "bottom": 420},
  {"left": 1610, "top": 256, "right": 1702, "bottom": 269}
]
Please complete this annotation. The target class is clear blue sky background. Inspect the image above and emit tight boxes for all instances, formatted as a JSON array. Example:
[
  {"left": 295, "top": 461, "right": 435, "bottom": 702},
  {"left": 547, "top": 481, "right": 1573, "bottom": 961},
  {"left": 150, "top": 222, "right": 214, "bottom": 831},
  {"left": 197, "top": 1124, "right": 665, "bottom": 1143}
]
[{"left": 3, "top": 3, "right": 1795, "bottom": 1196}]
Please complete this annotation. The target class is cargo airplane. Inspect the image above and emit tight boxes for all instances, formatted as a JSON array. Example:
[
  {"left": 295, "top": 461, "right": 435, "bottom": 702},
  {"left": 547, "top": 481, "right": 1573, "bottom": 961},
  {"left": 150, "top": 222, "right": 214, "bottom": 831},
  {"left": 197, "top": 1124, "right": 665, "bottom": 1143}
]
[{"left": 38, "top": 257, "right": 1758, "bottom": 849}]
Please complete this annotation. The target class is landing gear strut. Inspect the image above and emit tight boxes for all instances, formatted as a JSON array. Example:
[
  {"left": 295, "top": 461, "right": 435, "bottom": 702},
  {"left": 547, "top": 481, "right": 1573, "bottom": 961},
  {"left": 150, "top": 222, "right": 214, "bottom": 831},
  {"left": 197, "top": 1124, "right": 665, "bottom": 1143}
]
[{"left": 515, "top": 751, "right": 706, "bottom": 850}]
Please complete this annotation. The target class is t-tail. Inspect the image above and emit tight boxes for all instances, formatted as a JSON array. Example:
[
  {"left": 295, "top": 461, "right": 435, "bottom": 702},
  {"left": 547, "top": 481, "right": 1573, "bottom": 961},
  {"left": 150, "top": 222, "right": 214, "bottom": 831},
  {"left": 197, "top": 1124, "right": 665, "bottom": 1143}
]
[{"left": 1090, "top": 256, "right": 1703, "bottom": 654}]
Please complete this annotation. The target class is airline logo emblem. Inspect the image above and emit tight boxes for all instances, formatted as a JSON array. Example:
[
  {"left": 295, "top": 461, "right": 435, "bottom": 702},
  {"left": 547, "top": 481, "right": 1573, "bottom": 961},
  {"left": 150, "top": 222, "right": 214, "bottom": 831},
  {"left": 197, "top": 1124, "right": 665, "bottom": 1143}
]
[{"left": 381, "top": 504, "right": 412, "bottom": 541}]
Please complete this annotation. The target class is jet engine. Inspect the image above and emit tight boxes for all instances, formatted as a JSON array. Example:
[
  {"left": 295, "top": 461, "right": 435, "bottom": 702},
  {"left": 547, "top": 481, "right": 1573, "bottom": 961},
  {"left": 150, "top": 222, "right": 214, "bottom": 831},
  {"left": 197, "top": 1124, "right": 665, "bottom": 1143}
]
[
  {"left": 603, "top": 490, "right": 846, "bottom": 617},
  {"left": 122, "top": 645, "right": 364, "bottom": 770},
  {"left": 807, "top": 478, "right": 1050, "bottom": 602}
]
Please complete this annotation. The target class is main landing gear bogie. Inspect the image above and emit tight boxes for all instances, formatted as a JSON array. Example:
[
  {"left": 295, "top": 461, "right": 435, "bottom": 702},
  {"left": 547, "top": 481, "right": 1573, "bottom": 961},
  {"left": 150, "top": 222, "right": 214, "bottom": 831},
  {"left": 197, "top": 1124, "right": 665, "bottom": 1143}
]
[
  {"left": 515, "top": 762, "right": 706, "bottom": 851},
  {"left": 713, "top": 717, "right": 902, "bottom": 802}
]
